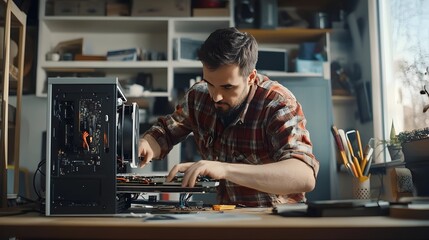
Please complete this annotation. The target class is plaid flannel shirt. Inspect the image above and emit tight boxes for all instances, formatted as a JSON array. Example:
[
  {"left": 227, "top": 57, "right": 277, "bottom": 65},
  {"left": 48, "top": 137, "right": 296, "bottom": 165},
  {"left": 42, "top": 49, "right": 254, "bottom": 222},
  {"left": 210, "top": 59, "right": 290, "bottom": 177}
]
[{"left": 145, "top": 74, "right": 319, "bottom": 207}]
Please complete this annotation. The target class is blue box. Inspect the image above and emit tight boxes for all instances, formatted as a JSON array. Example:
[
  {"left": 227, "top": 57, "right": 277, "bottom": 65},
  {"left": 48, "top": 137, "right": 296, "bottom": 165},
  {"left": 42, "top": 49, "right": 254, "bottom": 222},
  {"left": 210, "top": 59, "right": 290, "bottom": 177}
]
[
  {"left": 296, "top": 59, "right": 323, "bottom": 74},
  {"left": 173, "top": 38, "right": 203, "bottom": 61}
]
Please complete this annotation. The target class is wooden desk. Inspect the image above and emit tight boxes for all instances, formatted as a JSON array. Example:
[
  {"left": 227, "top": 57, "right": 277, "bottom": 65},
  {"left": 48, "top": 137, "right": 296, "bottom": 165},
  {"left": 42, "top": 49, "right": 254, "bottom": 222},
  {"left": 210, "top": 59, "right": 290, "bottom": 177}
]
[{"left": 0, "top": 208, "right": 428, "bottom": 240}]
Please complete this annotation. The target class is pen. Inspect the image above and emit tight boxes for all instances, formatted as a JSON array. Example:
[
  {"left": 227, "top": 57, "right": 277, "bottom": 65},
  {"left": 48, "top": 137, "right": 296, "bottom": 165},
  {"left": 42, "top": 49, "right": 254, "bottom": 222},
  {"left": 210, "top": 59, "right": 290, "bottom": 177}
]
[
  {"left": 363, "top": 153, "right": 373, "bottom": 176},
  {"left": 361, "top": 147, "right": 373, "bottom": 171}
]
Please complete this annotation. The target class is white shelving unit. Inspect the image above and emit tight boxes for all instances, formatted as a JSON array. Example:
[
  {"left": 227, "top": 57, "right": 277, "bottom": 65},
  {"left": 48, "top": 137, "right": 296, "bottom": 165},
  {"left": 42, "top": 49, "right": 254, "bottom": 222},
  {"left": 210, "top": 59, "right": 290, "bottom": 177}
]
[
  {"left": 35, "top": 0, "right": 234, "bottom": 98},
  {"left": 35, "top": 0, "right": 351, "bottom": 200}
]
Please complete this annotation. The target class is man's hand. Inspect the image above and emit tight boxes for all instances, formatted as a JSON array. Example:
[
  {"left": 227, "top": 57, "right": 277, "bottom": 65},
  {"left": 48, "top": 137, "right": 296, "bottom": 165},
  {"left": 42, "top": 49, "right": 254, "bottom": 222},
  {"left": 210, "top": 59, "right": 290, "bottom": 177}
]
[
  {"left": 166, "top": 160, "right": 227, "bottom": 187},
  {"left": 138, "top": 138, "right": 154, "bottom": 168},
  {"left": 138, "top": 135, "right": 162, "bottom": 168}
]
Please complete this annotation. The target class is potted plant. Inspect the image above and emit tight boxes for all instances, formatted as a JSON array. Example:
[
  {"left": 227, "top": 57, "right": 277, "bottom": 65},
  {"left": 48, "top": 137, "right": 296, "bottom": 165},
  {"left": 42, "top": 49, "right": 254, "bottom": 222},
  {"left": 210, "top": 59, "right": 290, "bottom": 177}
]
[{"left": 386, "top": 122, "right": 404, "bottom": 161}]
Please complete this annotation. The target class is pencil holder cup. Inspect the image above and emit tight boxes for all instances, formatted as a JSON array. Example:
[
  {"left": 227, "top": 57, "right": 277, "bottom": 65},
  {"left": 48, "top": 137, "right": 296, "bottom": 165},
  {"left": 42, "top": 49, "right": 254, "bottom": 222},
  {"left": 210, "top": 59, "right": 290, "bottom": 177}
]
[{"left": 352, "top": 177, "right": 371, "bottom": 199}]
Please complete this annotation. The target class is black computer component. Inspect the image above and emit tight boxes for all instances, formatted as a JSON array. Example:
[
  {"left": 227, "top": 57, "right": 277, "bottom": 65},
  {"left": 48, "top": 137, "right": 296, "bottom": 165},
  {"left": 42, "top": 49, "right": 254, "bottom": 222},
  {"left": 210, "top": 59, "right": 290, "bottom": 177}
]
[{"left": 46, "top": 77, "right": 139, "bottom": 215}]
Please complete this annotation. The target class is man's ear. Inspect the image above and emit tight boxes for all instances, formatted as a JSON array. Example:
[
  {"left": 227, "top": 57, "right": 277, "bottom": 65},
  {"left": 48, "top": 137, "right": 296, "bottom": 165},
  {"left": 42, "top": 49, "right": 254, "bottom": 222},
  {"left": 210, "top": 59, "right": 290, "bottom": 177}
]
[{"left": 248, "top": 69, "right": 257, "bottom": 84}]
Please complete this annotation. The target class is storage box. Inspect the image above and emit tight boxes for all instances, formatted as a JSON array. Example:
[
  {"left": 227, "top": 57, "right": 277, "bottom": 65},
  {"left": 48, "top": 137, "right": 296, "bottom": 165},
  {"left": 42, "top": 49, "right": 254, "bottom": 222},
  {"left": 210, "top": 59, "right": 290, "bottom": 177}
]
[
  {"left": 296, "top": 59, "right": 323, "bottom": 74},
  {"left": 106, "top": 2, "right": 130, "bottom": 16},
  {"left": 79, "top": 0, "right": 105, "bottom": 16},
  {"left": 53, "top": 0, "right": 105, "bottom": 16},
  {"left": 173, "top": 38, "right": 203, "bottom": 61},
  {"left": 131, "top": 0, "right": 191, "bottom": 17},
  {"left": 54, "top": 0, "right": 80, "bottom": 16}
]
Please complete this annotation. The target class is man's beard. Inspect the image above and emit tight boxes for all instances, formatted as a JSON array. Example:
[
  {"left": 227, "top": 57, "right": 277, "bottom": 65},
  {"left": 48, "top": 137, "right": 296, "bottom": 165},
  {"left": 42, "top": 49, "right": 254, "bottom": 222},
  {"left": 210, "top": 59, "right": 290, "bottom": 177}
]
[
  {"left": 215, "top": 101, "right": 244, "bottom": 118},
  {"left": 214, "top": 85, "right": 250, "bottom": 118},
  {"left": 215, "top": 103, "right": 232, "bottom": 117}
]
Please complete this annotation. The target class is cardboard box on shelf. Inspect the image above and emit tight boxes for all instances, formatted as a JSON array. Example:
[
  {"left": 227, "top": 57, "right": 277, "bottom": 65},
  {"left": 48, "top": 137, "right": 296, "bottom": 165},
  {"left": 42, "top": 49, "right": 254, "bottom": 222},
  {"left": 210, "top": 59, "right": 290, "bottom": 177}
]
[
  {"left": 131, "top": 0, "right": 190, "bottom": 17},
  {"left": 106, "top": 2, "right": 130, "bottom": 16},
  {"left": 53, "top": 0, "right": 80, "bottom": 16},
  {"left": 53, "top": 0, "right": 106, "bottom": 16},
  {"left": 79, "top": 0, "right": 105, "bottom": 16}
]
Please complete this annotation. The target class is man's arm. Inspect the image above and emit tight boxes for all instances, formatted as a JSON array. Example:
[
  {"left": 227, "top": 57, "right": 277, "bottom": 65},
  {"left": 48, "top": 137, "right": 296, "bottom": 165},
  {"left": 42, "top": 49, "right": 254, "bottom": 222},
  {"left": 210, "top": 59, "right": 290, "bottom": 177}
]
[
  {"left": 167, "top": 159, "right": 315, "bottom": 195},
  {"left": 224, "top": 159, "right": 315, "bottom": 194}
]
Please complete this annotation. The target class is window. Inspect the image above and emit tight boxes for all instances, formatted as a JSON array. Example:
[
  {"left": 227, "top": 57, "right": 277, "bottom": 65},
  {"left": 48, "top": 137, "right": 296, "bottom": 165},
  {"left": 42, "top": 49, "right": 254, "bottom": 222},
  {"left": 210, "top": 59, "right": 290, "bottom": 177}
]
[{"left": 369, "top": 0, "right": 429, "bottom": 162}]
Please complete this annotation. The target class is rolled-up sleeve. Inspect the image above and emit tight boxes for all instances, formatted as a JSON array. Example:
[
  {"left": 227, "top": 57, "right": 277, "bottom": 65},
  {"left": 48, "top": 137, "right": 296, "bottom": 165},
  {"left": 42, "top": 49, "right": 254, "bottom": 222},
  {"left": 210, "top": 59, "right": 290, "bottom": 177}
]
[
  {"left": 144, "top": 94, "right": 193, "bottom": 159},
  {"left": 266, "top": 94, "right": 319, "bottom": 179}
]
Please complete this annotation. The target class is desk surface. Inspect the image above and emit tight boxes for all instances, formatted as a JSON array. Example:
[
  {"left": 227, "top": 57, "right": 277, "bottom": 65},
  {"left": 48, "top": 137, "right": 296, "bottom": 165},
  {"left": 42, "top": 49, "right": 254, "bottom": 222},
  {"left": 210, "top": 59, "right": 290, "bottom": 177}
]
[{"left": 1, "top": 208, "right": 429, "bottom": 240}]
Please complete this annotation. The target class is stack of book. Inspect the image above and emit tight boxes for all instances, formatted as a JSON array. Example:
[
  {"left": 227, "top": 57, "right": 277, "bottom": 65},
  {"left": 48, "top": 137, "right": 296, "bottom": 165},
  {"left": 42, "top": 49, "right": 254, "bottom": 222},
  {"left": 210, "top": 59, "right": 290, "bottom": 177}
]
[
  {"left": 107, "top": 48, "right": 140, "bottom": 61},
  {"left": 272, "top": 199, "right": 390, "bottom": 217}
]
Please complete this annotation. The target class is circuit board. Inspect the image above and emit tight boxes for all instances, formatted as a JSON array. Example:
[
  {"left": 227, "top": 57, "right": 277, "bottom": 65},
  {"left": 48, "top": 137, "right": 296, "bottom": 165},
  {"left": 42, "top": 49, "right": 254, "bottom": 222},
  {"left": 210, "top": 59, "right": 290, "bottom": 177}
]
[{"left": 116, "top": 174, "right": 219, "bottom": 193}]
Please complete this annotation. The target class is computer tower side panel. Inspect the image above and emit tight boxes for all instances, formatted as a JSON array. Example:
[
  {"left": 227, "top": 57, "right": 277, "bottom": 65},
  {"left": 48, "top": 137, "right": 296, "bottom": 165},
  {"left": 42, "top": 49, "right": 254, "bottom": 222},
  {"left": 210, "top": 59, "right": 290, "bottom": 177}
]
[{"left": 46, "top": 81, "right": 118, "bottom": 215}]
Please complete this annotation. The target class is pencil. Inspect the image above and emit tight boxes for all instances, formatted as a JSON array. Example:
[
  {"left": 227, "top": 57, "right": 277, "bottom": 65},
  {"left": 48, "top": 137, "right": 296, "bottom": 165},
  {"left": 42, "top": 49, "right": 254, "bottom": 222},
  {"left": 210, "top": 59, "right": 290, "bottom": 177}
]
[
  {"left": 347, "top": 162, "right": 358, "bottom": 178},
  {"left": 352, "top": 156, "right": 363, "bottom": 177},
  {"left": 346, "top": 138, "right": 363, "bottom": 177}
]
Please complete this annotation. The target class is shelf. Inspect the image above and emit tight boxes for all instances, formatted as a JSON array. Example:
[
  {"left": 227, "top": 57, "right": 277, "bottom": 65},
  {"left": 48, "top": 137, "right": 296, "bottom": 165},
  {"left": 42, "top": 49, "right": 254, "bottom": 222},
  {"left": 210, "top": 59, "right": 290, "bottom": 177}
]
[
  {"left": 42, "top": 16, "right": 232, "bottom": 33},
  {"left": 36, "top": 0, "right": 235, "bottom": 97},
  {"left": 41, "top": 61, "right": 169, "bottom": 69},
  {"left": 128, "top": 91, "right": 170, "bottom": 98},
  {"left": 36, "top": 0, "right": 336, "bottom": 99},
  {"left": 173, "top": 18, "right": 232, "bottom": 32},
  {"left": 240, "top": 28, "right": 331, "bottom": 44},
  {"left": 43, "top": 17, "right": 169, "bottom": 33},
  {"left": 259, "top": 71, "right": 323, "bottom": 78},
  {"left": 172, "top": 61, "right": 202, "bottom": 68},
  {"left": 42, "top": 16, "right": 231, "bottom": 22}
]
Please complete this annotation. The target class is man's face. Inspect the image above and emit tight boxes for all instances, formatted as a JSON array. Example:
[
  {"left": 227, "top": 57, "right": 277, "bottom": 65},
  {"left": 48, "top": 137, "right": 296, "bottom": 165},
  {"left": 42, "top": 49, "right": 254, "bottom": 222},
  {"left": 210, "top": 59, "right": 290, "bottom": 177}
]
[{"left": 202, "top": 64, "right": 255, "bottom": 115}]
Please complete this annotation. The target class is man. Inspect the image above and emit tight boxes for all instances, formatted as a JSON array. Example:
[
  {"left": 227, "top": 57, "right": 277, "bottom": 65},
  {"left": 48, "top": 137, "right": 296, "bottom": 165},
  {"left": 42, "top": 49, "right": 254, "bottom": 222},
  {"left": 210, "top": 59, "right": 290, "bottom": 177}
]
[{"left": 139, "top": 27, "right": 319, "bottom": 207}]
